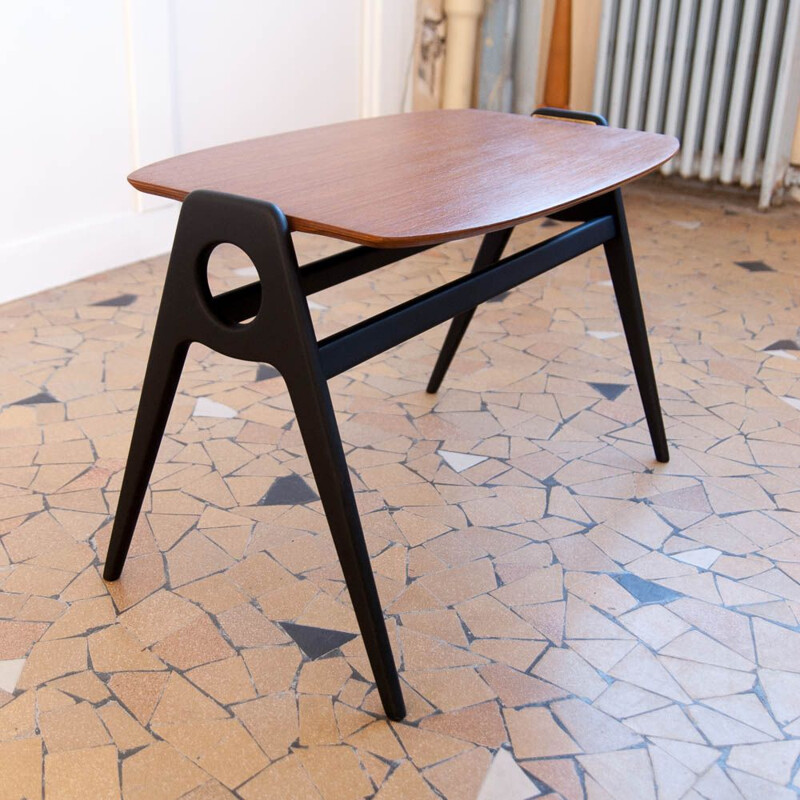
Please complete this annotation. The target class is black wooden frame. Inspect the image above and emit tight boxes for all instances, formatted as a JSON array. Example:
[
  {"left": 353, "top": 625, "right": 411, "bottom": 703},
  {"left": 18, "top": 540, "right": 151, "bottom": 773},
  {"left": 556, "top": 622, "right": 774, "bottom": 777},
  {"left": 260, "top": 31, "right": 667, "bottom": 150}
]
[{"left": 103, "top": 108, "right": 669, "bottom": 721}]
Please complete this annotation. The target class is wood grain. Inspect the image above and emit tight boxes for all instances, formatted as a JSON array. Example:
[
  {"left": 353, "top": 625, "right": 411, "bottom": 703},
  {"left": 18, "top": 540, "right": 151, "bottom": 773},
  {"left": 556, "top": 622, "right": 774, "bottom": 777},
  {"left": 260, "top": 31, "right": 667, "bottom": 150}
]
[{"left": 129, "top": 109, "right": 678, "bottom": 248}]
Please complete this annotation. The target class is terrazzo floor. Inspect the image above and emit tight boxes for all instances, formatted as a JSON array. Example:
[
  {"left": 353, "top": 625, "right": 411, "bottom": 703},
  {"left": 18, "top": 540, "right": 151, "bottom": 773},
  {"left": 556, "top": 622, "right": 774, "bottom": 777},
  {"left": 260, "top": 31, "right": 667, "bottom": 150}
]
[{"left": 0, "top": 180, "right": 799, "bottom": 799}]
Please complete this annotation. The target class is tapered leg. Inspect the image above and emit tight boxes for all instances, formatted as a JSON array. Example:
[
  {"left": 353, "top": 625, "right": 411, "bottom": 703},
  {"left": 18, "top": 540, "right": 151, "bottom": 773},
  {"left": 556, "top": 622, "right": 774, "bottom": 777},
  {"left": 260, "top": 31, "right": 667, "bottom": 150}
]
[
  {"left": 605, "top": 190, "right": 669, "bottom": 463},
  {"left": 285, "top": 366, "right": 406, "bottom": 720},
  {"left": 101, "top": 191, "right": 407, "bottom": 719},
  {"left": 103, "top": 334, "right": 188, "bottom": 580},
  {"left": 426, "top": 228, "right": 514, "bottom": 393}
]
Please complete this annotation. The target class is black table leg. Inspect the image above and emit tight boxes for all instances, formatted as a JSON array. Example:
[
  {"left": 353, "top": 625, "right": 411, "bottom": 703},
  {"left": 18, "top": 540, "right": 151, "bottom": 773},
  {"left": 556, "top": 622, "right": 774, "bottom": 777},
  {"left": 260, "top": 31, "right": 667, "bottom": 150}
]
[
  {"left": 103, "top": 333, "right": 188, "bottom": 580},
  {"left": 604, "top": 189, "right": 669, "bottom": 463},
  {"left": 103, "top": 190, "right": 405, "bottom": 719},
  {"left": 284, "top": 365, "right": 406, "bottom": 719},
  {"left": 426, "top": 227, "right": 514, "bottom": 393}
]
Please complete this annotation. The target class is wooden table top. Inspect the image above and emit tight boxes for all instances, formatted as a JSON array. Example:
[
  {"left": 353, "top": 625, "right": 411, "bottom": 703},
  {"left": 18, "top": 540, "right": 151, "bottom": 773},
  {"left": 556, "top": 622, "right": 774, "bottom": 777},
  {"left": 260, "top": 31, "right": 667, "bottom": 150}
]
[{"left": 129, "top": 110, "right": 678, "bottom": 248}]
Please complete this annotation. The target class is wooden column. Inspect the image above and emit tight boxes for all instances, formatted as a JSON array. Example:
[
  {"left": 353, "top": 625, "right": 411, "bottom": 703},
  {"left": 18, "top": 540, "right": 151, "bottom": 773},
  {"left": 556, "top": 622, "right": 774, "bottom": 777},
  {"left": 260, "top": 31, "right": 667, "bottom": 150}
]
[
  {"left": 442, "top": 0, "right": 485, "bottom": 108},
  {"left": 544, "top": 0, "right": 571, "bottom": 109}
]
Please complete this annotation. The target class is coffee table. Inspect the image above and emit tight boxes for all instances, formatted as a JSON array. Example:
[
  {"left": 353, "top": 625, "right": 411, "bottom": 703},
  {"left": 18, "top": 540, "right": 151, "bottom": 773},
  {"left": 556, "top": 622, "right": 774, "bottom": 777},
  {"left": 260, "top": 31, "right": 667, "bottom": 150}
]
[{"left": 104, "top": 107, "right": 678, "bottom": 720}]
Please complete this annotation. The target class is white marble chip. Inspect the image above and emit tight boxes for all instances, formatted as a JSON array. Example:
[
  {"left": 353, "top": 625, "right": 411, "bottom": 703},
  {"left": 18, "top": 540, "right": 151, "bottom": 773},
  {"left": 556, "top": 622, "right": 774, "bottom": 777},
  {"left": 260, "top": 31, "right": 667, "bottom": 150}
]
[
  {"left": 673, "top": 548, "right": 721, "bottom": 569},
  {"left": 438, "top": 449, "right": 488, "bottom": 473},
  {"left": 477, "top": 748, "right": 540, "bottom": 800},
  {"left": 193, "top": 397, "right": 237, "bottom": 418},
  {"left": 0, "top": 659, "right": 26, "bottom": 694},
  {"left": 588, "top": 331, "right": 622, "bottom": 340},
  {"left": 670, "top": 219, "right": 702, "bottom": 230},
  {"left": 768, "top": 350, "right": 797, "bottom": 361}
]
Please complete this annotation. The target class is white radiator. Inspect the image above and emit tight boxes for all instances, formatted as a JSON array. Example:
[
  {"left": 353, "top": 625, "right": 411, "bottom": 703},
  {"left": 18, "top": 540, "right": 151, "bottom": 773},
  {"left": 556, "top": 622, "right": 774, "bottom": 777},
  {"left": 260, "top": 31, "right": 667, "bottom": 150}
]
[{"left": 592, "top": 0, "right": 800, "bottom": 208}]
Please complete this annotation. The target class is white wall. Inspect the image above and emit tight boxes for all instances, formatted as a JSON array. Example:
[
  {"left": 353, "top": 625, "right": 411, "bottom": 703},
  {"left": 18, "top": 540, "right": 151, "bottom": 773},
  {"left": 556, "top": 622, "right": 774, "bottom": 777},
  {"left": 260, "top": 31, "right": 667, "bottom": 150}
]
[
  {"left": 362, "top": 0, "right": 417, "bottom": 117},
  {"left": 0, "top": 0, "right": 416, "bottom": 304}
]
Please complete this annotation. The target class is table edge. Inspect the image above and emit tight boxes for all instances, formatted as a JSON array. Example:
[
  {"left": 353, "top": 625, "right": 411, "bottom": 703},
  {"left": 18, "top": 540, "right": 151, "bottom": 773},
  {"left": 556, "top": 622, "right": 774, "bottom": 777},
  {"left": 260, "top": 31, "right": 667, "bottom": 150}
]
[
  {"left": 130, "top": 151, "right": 673, "bottom": 249},
  {"left": 128, "top": 112, "right": 679, "bottom": 248}
]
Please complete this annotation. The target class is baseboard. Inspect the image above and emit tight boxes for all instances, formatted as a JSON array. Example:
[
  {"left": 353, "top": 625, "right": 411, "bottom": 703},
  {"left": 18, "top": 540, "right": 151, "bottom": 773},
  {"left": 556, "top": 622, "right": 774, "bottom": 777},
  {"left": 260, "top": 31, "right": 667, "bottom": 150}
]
[{"left": 0, "top": 204, "right": 180, "bottom": 306}]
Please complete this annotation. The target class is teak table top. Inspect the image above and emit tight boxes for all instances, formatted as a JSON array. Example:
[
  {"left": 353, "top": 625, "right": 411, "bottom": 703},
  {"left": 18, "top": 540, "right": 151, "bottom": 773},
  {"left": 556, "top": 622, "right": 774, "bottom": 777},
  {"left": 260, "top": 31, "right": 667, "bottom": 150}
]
[{"left": 129, "top": 109, "right": 678, "bottom": 248}]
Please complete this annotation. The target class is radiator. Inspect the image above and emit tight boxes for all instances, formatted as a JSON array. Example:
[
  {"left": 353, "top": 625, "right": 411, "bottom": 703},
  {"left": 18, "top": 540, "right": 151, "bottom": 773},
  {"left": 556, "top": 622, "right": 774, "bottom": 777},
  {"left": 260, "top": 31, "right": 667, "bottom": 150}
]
[{"left": 592, "top": 0, "right": 800, "bottom": 208}]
